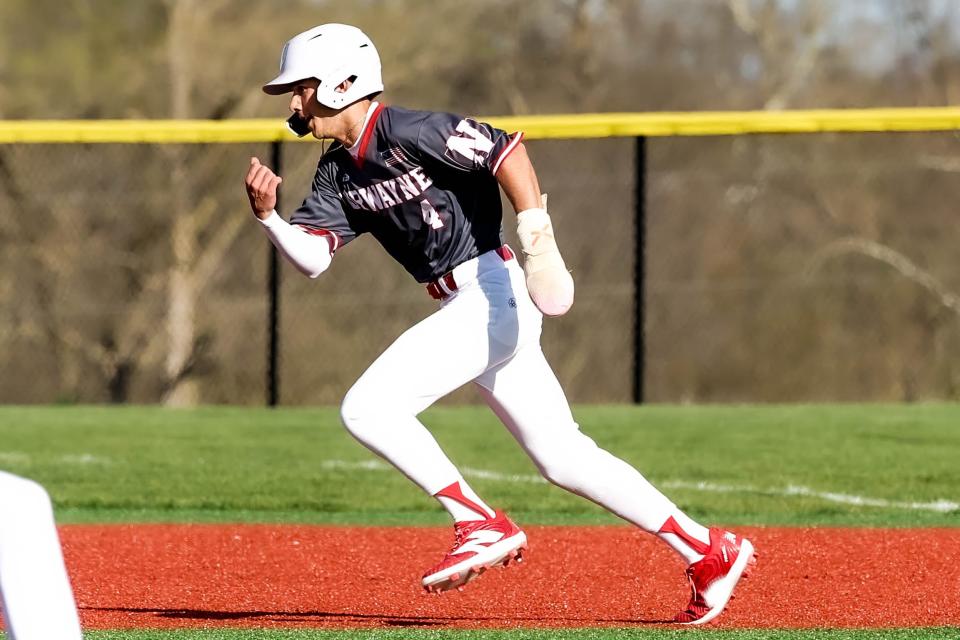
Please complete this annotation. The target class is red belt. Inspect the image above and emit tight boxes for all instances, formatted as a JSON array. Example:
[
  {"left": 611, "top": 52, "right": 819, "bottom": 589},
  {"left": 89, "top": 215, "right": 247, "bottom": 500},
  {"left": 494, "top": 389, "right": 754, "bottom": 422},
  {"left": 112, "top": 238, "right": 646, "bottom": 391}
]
[{"left": 426, "top": 245, "right": 515, "bottom": 300}]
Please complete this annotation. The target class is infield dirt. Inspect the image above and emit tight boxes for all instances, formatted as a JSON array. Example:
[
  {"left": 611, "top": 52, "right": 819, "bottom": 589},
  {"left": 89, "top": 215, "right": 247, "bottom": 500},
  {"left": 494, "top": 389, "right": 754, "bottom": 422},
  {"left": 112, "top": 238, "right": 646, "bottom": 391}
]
[{"left": 61, "top": 525, "right": 960, "bottom": 630}]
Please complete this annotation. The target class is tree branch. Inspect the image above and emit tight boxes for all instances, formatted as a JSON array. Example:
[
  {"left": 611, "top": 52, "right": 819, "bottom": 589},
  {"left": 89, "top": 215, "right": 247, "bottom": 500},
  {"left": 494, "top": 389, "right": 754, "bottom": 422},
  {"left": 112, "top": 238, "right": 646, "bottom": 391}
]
[
  {"left": 806, "top": 236, "right": 960, "bottom": 316},
  {"left": 728, "top": 0, "right": 759, "bottom": 35}
]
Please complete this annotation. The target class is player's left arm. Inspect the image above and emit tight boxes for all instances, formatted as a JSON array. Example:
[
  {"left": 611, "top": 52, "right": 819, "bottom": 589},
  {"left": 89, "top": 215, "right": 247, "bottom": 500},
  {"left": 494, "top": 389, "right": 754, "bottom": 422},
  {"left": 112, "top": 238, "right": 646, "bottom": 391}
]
[
  {"left": 494, "top": 142, "right": 542, "bottom": 213},
  {"left": 496, "top": 142, "right": 575, "bottom": 317}
]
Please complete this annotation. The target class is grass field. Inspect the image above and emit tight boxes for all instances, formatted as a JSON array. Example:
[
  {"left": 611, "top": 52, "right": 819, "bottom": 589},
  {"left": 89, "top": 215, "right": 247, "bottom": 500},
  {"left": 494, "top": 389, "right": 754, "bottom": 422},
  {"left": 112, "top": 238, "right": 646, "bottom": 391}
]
[
  {"left": 0, "top": 404, "right": 958, "bottom": 639},
  {"left": 1, "top": 404, "right": 957, "bottom": 527}
]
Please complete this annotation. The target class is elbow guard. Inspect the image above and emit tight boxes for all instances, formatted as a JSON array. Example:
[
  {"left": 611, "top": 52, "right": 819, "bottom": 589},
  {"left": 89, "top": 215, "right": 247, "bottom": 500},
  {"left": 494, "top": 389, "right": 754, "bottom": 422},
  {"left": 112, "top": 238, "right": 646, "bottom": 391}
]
[{"left": 516, "top": 195, "right": 574, "bottom": 317}]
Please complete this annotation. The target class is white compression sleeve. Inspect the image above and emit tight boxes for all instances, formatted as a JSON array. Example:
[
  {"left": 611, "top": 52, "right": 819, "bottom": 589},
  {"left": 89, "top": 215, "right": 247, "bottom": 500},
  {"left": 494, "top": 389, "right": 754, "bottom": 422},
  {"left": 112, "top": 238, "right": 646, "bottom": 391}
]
[{"left": 258, "top": 210, "right": 333, "bottom": 279}]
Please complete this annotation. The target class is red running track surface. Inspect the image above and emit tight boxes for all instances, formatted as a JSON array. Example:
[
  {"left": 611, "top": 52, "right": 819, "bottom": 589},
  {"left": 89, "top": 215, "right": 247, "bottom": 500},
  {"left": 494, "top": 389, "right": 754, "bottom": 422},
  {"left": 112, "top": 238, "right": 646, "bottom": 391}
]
[{"left": 58, "top": 525, "right": 960, "bottom": 630}]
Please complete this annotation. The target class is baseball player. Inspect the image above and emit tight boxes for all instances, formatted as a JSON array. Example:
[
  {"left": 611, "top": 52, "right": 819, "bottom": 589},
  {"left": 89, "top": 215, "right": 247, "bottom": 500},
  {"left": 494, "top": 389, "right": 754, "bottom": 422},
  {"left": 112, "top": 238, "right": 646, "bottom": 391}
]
[
  {"left": 0, "top": 471, "right": 83, "bottom": 639},
  {"left": 245, "top": 23, "right": 755, "bottom": 624}
]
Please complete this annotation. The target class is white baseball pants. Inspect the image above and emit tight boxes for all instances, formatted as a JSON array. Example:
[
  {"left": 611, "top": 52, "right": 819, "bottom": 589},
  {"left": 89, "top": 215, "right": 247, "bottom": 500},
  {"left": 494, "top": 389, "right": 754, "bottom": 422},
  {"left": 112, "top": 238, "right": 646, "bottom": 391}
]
[
  {"left": 0, "top": 471, "right": 83, "bottom": 640},
  {"left": 340, "top": 248, "right": 681, "bottom": 534}
]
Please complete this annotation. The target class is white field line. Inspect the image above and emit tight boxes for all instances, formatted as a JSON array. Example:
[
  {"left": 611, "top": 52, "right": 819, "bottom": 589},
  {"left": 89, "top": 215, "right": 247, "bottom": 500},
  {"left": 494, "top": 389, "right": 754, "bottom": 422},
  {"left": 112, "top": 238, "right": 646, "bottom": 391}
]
[
  {"left": 0, "top": 452, "right": 112, "bottom": 466},
  {"left": 659, "top": 480, "right": 959, "bottom": 514},
  {"left": 319, "top": 459, "right": 959, "bottom": 513}
]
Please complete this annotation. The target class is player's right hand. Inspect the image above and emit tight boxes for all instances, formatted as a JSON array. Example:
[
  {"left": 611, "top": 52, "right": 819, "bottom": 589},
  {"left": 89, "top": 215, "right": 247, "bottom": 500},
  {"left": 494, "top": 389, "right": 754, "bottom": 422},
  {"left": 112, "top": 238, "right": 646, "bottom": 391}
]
[{"left": 245, "top": 157, "right": 283, "bottom": 220}]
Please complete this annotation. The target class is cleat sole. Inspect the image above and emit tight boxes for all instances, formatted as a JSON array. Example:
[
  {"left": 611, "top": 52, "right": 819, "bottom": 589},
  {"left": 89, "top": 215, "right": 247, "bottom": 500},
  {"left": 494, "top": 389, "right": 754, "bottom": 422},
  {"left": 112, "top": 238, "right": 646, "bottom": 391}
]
[{"left": 421, "top": 534, "right": 528, "bottom": 594}]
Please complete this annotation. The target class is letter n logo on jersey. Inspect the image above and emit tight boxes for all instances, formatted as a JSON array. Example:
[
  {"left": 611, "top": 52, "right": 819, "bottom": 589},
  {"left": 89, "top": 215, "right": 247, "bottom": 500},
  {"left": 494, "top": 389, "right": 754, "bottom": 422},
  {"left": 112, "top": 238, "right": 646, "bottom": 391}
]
[{"left": 444, "top": 119, "right": 494, "bottom": 170}]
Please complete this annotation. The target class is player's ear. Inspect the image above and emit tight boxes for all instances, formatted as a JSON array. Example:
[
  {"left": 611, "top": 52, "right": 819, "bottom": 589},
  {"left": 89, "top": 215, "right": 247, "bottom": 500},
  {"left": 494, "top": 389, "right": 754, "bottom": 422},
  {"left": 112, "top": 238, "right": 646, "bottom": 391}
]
[{"left": 335, "top": 76, "right": 357, "bottom": 94}]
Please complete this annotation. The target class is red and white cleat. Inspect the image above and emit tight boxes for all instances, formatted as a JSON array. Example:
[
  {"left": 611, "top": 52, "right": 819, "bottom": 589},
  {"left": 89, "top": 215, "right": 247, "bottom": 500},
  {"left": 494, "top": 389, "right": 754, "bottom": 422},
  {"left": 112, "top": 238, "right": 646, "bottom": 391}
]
[
  {"left": 421, "top": 510, "right": 527, "bottom": 594},
  {"left": 675, "top": 528, "right": 757, "bottom": 625}
]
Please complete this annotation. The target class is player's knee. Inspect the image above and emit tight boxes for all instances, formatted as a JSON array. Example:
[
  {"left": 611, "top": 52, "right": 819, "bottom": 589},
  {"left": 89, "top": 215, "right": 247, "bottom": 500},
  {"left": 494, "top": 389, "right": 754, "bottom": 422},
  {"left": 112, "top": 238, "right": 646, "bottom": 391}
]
[
  {"left": 340, "top": 391, "right": 365, "bottom": 438},
  {"left": 340, "top": 384, "right": 382, "bottom": 444},
  {"left": 530, "top": 433, "right": 598, "bottom": 489},
  {"left": 341, "top": 377, "right": 417, "bottom": 444},
  {"left": 537, "top": 455, "right": 581, "bottom": 489}
]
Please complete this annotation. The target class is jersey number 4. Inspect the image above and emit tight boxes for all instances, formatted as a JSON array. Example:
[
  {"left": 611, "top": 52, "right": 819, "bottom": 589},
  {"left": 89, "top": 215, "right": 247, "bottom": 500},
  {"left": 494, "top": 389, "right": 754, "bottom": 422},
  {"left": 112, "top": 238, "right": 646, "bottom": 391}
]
[{"left": 420, "top": 199, "right": 444, "bottom": 230}]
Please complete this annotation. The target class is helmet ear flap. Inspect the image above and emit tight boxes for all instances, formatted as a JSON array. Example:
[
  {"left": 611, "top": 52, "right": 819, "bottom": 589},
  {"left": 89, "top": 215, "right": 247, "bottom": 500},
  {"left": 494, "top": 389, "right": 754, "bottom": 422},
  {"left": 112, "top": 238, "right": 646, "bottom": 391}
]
[
  {"left": 335, "top": 75, "right": 358, "bottom": 98},
  {"left": 321, "top": 73, "right": 360, "bottom": 108}
]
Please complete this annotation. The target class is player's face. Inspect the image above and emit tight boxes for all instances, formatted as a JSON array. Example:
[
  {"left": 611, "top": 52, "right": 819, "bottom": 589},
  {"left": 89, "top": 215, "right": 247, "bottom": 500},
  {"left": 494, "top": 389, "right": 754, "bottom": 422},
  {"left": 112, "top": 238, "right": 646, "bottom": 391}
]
[{"left": 290, "top": 80, "right": 343, "bottom": 141}]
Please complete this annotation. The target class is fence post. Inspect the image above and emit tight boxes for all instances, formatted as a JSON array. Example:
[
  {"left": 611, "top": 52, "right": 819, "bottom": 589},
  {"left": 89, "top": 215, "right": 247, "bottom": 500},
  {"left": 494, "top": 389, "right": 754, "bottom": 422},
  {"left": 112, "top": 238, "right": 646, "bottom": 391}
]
[
  {"left": 633, "top": 136, "right": 646, "bottom": 404},
  {"left": 267, "top": 140, "right": 282, "bottom": 407}
]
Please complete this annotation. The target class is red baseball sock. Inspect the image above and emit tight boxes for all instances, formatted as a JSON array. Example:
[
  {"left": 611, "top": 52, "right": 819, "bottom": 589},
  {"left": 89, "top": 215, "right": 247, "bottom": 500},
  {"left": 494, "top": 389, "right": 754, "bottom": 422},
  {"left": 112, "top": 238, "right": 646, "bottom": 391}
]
[{"left": 434, "top": 480, "right": 496, "bottom": 522}]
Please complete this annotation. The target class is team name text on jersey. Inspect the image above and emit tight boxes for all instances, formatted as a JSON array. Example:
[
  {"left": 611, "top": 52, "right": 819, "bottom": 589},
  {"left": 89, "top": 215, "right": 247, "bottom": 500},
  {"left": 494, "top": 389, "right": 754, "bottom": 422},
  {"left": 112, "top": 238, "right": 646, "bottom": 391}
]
[{"left": 341, "top": 166, "right": 434, "bottom": 212}]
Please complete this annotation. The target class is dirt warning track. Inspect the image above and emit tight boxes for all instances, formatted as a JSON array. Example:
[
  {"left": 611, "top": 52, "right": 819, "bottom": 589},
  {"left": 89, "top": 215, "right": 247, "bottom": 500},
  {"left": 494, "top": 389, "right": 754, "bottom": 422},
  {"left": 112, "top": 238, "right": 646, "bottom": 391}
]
[{"left": 60, "top": 525, "right": 960, "bottom": 630}]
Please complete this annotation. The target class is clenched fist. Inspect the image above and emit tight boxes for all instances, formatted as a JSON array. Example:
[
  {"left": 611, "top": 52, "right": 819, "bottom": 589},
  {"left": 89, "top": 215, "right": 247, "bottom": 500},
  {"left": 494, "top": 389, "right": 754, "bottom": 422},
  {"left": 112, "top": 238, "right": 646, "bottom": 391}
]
[{"left": 245, "top": 157, "right": 284, "bottom": 220}]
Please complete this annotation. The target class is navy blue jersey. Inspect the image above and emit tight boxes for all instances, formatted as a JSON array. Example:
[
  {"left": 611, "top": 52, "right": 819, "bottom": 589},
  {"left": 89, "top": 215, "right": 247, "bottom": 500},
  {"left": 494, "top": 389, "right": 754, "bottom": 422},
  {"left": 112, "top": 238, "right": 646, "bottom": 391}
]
[{"left": 289, "top": 103, "right": 524, "bottom": 283}]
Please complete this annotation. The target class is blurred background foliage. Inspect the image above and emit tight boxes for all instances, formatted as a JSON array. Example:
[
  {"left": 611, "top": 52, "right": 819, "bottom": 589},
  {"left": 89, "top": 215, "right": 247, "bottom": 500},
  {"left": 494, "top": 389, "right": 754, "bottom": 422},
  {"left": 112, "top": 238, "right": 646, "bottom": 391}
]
[{"left": 2, "top": 0, "right": 960, "bottom": 405}]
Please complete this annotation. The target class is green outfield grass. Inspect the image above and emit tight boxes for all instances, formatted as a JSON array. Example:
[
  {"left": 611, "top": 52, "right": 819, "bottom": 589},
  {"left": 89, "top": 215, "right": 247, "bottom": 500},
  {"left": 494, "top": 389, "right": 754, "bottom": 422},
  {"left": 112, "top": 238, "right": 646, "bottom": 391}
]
[{"left": 0, "top": 404, "right": 957, "bottom": 527}]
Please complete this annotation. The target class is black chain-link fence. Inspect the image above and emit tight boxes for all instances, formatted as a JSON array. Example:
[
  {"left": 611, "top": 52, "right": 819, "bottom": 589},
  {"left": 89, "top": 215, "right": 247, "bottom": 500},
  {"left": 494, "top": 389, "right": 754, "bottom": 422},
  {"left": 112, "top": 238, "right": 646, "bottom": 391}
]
[{"left": 2, "top": 130, "right": 959, "bottom": 405}]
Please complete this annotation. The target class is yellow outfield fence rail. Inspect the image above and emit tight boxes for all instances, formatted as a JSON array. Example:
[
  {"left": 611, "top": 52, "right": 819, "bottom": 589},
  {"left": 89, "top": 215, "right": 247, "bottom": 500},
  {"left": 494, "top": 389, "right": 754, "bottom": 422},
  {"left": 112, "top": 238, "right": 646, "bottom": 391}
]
[
  {"left": 3, "top": 107, "right": 960, "bottom": 406},
  {"left": 2, "top": 107, "right": 960, "bottom": 143}
]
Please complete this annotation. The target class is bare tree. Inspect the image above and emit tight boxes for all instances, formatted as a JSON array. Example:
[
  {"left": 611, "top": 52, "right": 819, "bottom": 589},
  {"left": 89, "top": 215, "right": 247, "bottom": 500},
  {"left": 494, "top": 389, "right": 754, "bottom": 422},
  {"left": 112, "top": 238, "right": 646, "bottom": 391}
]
[
  {"left": 162, "top": 0, "right": 257, "bottom": 405},
  {"left": 808, "top": 237, "right": 960, "bottom": 317},
  {"left": 727, "top": 0, "right": 829, "bottom": 110}
]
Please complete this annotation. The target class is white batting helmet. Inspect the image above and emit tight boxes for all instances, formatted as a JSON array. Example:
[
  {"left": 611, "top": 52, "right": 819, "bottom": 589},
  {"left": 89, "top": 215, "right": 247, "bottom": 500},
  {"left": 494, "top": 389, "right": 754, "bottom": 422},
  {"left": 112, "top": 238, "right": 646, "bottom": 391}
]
[{"left": 262, "top": 23, "right": 383, "bottom": 109}]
